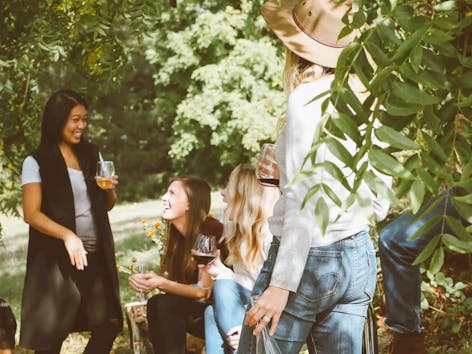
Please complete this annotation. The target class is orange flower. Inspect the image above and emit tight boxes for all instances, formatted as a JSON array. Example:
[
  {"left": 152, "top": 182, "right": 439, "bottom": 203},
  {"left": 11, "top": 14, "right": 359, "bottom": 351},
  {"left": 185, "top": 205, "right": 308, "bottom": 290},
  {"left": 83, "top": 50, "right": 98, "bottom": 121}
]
[
  {"left": 141, "top": 219, "right": 147, "bottom": 224},
  {"left": 148, "top": 230, "right": 156, "bottom": 238},
  {"left": 154, "top": 221, "right": 161, "bottom": 228}
]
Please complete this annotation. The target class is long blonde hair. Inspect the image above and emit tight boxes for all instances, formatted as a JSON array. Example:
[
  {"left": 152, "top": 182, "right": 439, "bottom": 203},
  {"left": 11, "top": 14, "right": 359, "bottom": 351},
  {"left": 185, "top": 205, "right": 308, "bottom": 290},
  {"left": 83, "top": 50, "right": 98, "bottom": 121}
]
[
  {"left": 283, "top": 48, "right": 334, "bottom": 93},
  {"left": 224, "top": 164, "right": 279, "bottom": 270}
]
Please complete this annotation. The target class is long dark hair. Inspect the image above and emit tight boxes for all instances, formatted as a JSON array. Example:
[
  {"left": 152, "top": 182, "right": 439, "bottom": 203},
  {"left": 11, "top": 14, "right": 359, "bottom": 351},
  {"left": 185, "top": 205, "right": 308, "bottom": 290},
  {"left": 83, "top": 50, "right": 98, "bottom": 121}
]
[
  {"left": 160, "top": 176, "right": 211, "bottom": 284},
  {"left": 39, "top": 89, "right": 88, "bottom": 150}
]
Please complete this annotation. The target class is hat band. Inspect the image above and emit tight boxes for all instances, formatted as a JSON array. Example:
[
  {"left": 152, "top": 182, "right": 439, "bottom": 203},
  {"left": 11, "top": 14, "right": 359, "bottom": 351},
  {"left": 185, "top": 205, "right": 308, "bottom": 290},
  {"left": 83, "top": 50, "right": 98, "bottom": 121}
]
[{"left": 292, "top": 9, "right": 346, "bottom": 49}]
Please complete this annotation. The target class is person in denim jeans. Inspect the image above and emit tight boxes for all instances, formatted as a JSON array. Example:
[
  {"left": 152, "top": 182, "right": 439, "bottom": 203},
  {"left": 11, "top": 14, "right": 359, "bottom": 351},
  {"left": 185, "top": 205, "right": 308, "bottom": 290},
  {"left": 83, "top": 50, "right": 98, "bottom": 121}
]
[
  {"left": 204, "top": 165, "right": 279, "bottom": 353},
  {"left": 238, "top": 1, "right": 391, "bottom": 353},
  {"left": 379, "top": 189, "right": 463, "bottom": 354}
]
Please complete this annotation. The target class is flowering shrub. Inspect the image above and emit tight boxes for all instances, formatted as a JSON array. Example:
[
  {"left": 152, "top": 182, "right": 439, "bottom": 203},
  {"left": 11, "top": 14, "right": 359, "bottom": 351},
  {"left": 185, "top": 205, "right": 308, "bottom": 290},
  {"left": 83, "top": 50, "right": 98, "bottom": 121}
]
[{"left": 117, "top": 218, "right": 167, "bottom": 275}]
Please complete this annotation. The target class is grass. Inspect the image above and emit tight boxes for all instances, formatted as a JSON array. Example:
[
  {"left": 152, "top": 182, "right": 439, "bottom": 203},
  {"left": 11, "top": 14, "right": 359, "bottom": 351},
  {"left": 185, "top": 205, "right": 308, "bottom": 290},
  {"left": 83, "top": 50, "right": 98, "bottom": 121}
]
[
  {"left": 2, "top": 195, "right": 470, "bottom": 353},
  {"left": 0, "top": 195, "right": 226, "bottom": 353}
]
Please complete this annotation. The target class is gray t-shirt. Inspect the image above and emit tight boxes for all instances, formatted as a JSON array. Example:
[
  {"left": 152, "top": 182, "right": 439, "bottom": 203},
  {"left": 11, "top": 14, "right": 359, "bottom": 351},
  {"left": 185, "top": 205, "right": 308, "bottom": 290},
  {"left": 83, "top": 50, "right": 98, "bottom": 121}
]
[{"left": 22, "top": 156, "right": 98, "bottom": 252}]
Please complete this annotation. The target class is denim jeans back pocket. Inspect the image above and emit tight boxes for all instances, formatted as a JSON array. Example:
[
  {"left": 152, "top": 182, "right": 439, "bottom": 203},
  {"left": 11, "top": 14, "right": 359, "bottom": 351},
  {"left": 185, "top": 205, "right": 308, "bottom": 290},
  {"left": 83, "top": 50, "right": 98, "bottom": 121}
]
[{"left": 284, "top": 250, "right": 344, "bottom": 321}]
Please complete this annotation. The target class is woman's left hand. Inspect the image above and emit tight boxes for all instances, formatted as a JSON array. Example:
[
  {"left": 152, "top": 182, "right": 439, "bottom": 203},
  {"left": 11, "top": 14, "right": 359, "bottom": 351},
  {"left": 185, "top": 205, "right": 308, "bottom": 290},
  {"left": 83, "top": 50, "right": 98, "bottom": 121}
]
[{"left": 244, "top": 286, "right": 289, "bottom": 336}]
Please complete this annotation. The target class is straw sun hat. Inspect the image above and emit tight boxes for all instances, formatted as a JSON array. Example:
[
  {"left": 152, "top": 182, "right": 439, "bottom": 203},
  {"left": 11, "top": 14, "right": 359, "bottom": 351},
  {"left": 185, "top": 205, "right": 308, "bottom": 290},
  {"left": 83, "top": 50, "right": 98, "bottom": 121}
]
[{"left": 262, "top": 0, "right": 355, "bottom": 68}]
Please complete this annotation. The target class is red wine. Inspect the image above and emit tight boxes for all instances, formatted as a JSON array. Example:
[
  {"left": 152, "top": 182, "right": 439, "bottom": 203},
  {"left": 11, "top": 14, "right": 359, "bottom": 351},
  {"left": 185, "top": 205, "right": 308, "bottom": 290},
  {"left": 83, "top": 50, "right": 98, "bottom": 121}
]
[
  {"left": 259, "top": 178, "right": 279, "bottom": 187},
  {"left": 193, "top": 255, "right": 216, "bottom": 265}
]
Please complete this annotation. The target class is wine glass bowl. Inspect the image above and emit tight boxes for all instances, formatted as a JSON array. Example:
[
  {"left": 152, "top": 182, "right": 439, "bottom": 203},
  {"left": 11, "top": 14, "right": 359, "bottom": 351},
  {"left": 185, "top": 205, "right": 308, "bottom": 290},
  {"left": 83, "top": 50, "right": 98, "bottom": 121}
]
[
  {"left": 191, "top": 234, "right": 217, "bottom": 265},
  {"left": 96, "top": 161, "right": 115, "bottom": 188}
]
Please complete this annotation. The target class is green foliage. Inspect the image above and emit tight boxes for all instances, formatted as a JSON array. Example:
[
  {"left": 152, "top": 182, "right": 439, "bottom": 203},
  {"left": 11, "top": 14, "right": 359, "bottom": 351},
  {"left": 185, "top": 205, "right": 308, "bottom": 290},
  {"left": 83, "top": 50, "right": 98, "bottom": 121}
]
[
  {"left": 144, "top": 0, "right": 285, "bottom": 181},
  {"left": 0, "top": 0, "right": 284, "bottom": 233},
  {"left": 307, "top": 0, "right": 472, "bottom": 260}
]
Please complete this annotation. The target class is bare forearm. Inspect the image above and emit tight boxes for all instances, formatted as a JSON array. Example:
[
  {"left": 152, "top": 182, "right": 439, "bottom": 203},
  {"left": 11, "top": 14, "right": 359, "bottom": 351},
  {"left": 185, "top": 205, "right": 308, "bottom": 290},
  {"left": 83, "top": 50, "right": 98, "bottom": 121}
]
[
  {"left": 159, "top": 279, "right": 210, "bottom": 300},
  {"left": 24, "top": 211, "right": 74, "bottom": 241},
  {"left": 105, "top": 190, "right": 117, "bottom": 210}
]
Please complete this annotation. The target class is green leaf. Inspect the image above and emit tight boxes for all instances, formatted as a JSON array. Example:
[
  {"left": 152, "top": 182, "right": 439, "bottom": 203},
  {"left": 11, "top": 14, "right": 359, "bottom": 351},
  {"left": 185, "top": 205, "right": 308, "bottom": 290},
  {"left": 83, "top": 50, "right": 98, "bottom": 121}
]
[
  {"left": 429, "top": 246, "right": 444, "bottom": 274},
  {"left": 369, "top": 66, "right": 395, "bottom": 92},
  {"left": 392, "top": 81, "right": 442, "bottom": 105},
  {"left": 375, "top": 125, "right": 420, "bottom": 150},
  {"left": 369, "top": 149, "right": 415, "bottom": 179},
  {"left": 408, "top": 214, "right": 442, "bottom": 241},
  {"left": 412, "top": 234, "right": 441, "bottom": 265},
  {"left": 314, "top": 161, "right": 352, "bottom": 191},
  {"left": 423, "top": 106, "right": 443, "bottom": 134},
  {"left": 321, "top": 183, "right": 343, "bottom": 207},
  {"left": 410, "top": 45, "right": 423, "bottom": 72},
  {"left": 442, "top": 234, "right": 472, "bottom": 254},
  {"left": 364, "top": 170, "right": 397, "bottom": 202},
  {"left": 385, "top": 98, "right": 422, "bottom": 116},
  {"left": 315, "top": 197, "right": 329, "bottom": 236},
  {"left": 330, "top": 112, "right": 362, "bottom": 145},
  {"left": 458, "top": 94, "right": 472, "bottom": 108},
  {"left": 417, "top": 167, "right": 439, "bottom": 193},
  {"left": 422, "top": 132, "right": 449, "bottom": 162},
  {"left": 453, "top": 194, "right": 472, "bottom": 205},
  {"left": 301, "top": 184, "right": 321, "bottom": 209},
  {"left": 410, "top": 179, "right": 426, "bottom": 214},
  {"left": 365, "top": 40, "right": 392, "bottom": 67},
  {"left": 392, "top": 25, "right": 429, "bottom": 64},
  {"left": 421, "top": 154, "right": 450, "bottom": 179},
  {"left": 451, "top": 200, "right": 472, "bottom": 224},
  {"left": 326, "top": 138, "right": 354, "bottom": 168},
  {"left": 445, "top": 216, "right": 472, "bottom": 241}
]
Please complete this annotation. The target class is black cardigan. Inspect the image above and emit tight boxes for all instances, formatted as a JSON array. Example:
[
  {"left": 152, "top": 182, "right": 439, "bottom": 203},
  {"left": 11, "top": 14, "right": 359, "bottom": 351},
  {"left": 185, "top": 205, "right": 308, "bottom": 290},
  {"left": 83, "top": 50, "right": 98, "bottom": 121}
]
[{"left": 19, "top": 143, "right": 122, "bottom": 350}]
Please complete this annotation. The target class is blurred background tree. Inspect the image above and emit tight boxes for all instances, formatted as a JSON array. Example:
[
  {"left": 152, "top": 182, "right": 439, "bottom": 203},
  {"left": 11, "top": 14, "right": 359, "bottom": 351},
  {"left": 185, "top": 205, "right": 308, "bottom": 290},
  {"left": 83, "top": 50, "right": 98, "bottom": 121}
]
[{"left": 0, "top": 0, "right": 284, "bottom": 214}]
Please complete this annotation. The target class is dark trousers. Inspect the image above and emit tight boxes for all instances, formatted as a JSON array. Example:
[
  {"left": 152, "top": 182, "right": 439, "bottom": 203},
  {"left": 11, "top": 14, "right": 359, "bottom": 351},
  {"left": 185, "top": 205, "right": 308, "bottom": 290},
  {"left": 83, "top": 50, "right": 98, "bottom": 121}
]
[
  {"left": 35, "top": 252, "right": 121, "bottom": 354},
  {"left": 147, "top": 293, "right": 207, "bottom": 354},
  {"left": 34, "top": 320, "right": 120, "bottom": 354}
]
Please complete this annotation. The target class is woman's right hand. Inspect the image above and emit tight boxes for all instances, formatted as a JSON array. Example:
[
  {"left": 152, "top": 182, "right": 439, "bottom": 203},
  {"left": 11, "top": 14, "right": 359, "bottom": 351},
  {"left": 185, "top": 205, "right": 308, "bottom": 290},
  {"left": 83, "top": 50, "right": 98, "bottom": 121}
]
[
  {"left": 63, "top": 233, "right": 88, "bottom": 270},
  {"left": 129, "top": 272, "right": 163, "bottom": 293}
]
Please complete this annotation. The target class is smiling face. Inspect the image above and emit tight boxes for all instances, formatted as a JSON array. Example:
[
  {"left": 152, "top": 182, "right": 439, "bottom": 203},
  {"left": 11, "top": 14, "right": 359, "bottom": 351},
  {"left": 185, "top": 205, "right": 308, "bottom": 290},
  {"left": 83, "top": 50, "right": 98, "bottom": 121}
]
[
  {"left": 161, "top": 180, "right": 190, "bottom": 224},
  {"left": 61, "top": 104, "right": 87, "bottom": 145}
]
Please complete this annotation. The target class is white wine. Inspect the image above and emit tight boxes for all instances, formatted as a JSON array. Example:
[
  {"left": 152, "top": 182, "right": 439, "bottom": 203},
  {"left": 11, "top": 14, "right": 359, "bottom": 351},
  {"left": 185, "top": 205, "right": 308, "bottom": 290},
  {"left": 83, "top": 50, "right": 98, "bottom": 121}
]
[{"left": 96, "top": 178, "right": 113, "bottom": 188}]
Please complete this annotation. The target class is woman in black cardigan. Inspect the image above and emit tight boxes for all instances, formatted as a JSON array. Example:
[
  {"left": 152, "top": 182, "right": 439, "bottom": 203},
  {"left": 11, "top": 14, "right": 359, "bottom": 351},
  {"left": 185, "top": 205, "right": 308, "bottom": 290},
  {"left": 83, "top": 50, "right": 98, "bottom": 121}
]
[{"left": 20, "top": 89, "right": 122, "bottom": 353}]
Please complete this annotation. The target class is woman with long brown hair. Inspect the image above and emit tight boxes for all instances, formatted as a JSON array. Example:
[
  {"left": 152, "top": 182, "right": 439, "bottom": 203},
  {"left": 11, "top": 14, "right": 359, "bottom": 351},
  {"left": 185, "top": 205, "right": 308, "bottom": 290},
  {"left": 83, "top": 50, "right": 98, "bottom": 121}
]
[{"left": 128, "top": 176, "right": 223, "bottom": 354}]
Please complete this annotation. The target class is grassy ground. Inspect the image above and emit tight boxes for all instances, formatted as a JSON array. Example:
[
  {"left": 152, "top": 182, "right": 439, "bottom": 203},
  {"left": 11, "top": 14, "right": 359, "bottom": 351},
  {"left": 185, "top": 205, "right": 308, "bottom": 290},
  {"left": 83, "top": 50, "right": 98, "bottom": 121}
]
[
  {"left": 2, "top": 196, "right": 470, "bottom": 353},
  {"left": 0, "top": 195, "right": 226, "bottom": 353}
]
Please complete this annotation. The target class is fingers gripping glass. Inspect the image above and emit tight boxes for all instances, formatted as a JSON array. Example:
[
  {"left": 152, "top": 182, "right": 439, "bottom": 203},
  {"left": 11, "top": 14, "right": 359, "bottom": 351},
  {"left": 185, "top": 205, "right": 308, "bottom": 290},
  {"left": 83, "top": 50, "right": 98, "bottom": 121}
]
[
  {"left": 191, "top": 234, "right": 217, "bottom": 288},
  {"left": 96, "top": 160, "right": 115, "bottom": 188}
]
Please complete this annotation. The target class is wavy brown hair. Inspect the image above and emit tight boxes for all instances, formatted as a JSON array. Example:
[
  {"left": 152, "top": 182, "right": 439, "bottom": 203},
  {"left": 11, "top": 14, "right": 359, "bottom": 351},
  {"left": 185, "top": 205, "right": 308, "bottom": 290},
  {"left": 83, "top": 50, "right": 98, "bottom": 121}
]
[{"left": 160, "top": 176, "right": 211, "bottom": 284}]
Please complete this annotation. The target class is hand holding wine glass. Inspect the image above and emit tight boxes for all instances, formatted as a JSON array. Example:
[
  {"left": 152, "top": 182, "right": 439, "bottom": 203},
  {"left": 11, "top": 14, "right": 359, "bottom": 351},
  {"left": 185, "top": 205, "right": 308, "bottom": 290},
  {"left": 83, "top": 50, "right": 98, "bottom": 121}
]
[
  {"left": 191, "top": 234, "right": 217, "bottom": 288},
  {"left": 256, "top": 143, "right": 279, "bottom": 187},
  {"left": 95, "top": 160, "right": 117, "bottom": 190}
]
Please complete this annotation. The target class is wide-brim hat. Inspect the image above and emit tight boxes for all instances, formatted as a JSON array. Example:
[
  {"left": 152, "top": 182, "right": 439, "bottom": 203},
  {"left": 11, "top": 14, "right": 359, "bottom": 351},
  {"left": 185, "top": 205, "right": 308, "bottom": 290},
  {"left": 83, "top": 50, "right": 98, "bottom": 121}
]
[{"left": 262, "top": 0, "right": 355, "bottom": 68}]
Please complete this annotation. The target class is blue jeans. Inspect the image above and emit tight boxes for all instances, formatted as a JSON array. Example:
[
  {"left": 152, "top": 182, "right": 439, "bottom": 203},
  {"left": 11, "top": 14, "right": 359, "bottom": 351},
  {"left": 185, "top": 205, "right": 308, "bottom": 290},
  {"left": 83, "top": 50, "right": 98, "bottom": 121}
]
[
  {"left": 238, "top": 231, "right": 377, "bottom": 354},
  {"left": 205, "top": 279, "right": 252, "bottom": 354},
  {"left": 379, "top": 190, "right": 459, "bottom": 334}
]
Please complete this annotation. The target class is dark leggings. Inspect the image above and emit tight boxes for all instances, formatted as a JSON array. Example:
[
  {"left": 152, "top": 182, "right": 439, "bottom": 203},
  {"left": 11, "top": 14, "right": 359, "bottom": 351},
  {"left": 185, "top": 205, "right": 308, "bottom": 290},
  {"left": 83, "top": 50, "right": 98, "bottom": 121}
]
[
  {"left": 34, "top": 319, "right": 120, "bottom": 354},
  {"left": 147, "top": 293, "right": 207, "bottom": 354}
]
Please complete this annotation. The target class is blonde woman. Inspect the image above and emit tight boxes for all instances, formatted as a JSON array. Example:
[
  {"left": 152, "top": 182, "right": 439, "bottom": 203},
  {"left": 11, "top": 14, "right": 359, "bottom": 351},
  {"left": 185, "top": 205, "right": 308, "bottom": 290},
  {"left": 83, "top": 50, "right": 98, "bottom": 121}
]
[
  {"left": 238, "top": 1, "right": 391, "bottom": 353},
  {"left": 203, "top": 164, "right": 279, "bottom": 354}
]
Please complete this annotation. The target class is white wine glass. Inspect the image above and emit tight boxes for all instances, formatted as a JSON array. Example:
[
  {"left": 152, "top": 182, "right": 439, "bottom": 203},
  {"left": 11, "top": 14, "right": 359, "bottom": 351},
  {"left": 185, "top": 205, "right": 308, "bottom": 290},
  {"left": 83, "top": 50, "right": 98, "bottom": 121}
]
[
  {"left": 96, "top": 161, "right": 115, "bottom": 188},
  {"left": 135, "top": 262, "right": 147, "bottom": 303}
]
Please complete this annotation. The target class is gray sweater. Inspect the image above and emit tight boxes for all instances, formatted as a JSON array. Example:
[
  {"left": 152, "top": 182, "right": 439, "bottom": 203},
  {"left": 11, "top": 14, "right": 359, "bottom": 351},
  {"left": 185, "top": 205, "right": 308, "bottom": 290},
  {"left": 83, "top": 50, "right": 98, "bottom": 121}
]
[{"left": 269, "top": 75, "right": 391, "bottom": 292}]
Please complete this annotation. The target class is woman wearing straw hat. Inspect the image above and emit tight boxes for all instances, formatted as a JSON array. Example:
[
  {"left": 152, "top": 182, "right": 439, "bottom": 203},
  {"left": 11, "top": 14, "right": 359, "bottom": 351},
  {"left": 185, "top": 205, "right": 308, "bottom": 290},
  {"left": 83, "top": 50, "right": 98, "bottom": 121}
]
[{"left": 238, "top": 1, "right": 391, "bottom": 353}]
